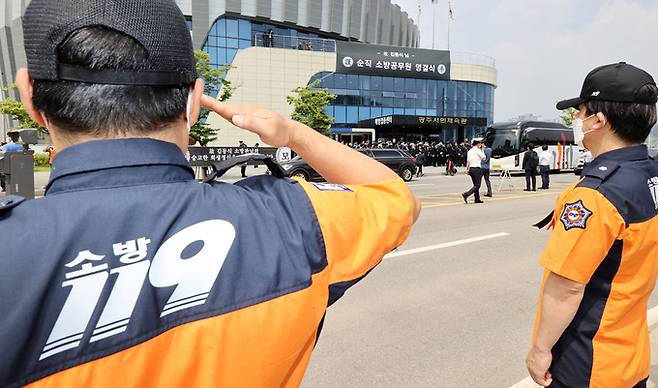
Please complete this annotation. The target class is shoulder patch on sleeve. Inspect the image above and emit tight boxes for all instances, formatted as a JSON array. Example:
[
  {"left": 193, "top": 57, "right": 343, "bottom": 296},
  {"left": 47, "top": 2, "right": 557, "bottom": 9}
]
[
  {"left": 308, "top": 182, "right": 353, "bottom": 192},
  {"left": 560, "top": 200, "right": 593, "bottom": 230}
]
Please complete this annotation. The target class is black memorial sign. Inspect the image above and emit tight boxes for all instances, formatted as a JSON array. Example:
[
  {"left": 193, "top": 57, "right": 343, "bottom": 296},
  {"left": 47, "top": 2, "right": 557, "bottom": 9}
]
[
  {"left": 336, "top": 41, "right": 451, "bottom": 80},
  {"left": 363, "top": 115, "right": 487, "bottom": 128},
  {"left": 187, "top": 146, "right": 277, "bottom": 167}
]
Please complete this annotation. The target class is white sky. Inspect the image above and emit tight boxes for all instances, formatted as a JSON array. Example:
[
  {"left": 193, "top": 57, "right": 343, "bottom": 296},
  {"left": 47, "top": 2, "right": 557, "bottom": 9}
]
[{"left": 394, "top": 0, "right": 658, "bottom": 122}]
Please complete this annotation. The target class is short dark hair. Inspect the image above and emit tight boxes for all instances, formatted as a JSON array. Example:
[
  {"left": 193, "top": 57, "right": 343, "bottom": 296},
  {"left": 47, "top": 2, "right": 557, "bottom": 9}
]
[
  {"left": 584, "top": 84, "right": 658, "bottom": 144},
  {"left": 32, "top": 26, "right": 192, "bottom": 137}
]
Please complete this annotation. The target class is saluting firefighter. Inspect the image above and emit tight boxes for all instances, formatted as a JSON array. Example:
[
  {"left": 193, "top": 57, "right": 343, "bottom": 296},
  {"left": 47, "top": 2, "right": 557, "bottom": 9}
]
[
  {"left": 0, "top": 0, "right": 421, "bottom": 386},
  {"left": 526, "top": 63, "right": 658, "bottom": 388}
]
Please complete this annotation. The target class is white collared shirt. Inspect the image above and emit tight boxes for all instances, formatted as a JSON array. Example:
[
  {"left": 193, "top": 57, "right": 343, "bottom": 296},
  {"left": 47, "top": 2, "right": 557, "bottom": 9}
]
[
  {"left": 539, "top": 150, "right": 553, "bottom": 166},
  {"left": 467, "top": 147, "right": 485, "bottom": 168}
]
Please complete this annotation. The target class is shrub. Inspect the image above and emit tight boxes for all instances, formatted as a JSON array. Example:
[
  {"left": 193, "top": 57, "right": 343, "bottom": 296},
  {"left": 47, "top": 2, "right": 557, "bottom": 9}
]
[{"left": 33, "top": 153, "right": 50, "bottom": 168}]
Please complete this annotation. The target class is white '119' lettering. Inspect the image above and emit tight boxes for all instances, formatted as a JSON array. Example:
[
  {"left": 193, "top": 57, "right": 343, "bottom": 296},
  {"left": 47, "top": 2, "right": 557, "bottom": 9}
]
[{"left": 40, "top": 220, "right": 236, "bottom": 360}]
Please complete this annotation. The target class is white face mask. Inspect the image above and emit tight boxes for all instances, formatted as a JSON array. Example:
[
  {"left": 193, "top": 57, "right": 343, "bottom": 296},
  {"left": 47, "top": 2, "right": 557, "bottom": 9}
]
[
  {"left": 185, "top": 92, "right": 193, "bottom": 132},
  {"left": 572, "top": 114, "right": 596, "bottom": 148}
]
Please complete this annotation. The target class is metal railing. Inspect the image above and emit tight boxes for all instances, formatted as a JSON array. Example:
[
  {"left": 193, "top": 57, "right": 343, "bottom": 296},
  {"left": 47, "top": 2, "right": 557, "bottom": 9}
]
[
  {"left": 450, "top": 51, "right": 497, "bottom": 68},
  {"left": 254, "top": 33, "right": 337, "bottom": 53}
]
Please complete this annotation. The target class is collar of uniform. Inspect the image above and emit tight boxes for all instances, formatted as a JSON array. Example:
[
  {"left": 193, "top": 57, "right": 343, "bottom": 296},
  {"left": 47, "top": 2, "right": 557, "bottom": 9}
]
[
  {"left": 47, "top": 138, "right": 194, "bottom": 194},
  {"left": 593, "top": 144, "right": 648, "bottom": 162},
  {"left": 581, "top": 145, "right": 648, "bottom": 180}
]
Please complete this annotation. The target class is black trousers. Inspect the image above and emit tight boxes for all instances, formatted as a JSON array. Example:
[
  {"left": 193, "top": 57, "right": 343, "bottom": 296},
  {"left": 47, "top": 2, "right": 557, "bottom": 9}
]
[
  {"left": 417, "top": 164, "right": 423, "bottom": 175},
  {"left": 465, "top": 167, "right": 484, "bottom": 202},
  {"left": 482, "top": 169, "right": 492, "bottom": 195},
  {"left": 525, "top": 169, "right": 537, "bottom": 190},
  {"left": 540, "top": 165, "right": 550, "bottom": 189}
]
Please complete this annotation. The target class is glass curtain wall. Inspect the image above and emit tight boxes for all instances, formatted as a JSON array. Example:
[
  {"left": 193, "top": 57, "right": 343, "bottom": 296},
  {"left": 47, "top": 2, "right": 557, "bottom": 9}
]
[
  {"left": 202, "top": 16, "right": 333, "bottom": 69},
  {"left": 310, "top": 72, "right": 495, "bottom": 135}
]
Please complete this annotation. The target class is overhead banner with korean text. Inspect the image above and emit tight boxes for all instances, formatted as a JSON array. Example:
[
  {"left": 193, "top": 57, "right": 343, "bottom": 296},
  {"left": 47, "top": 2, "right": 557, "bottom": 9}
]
[{"left": 336, "top": 41, "right": 451, "bottom": 80}]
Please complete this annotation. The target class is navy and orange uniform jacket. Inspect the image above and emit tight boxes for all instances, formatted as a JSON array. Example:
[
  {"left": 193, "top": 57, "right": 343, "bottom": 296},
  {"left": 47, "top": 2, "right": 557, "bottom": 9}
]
[
  {"left": 534, "top": 145, "right": 658, "bottom": 388},
  {"left": 0, "top": 139, "right": 414, "bottom": 387}
]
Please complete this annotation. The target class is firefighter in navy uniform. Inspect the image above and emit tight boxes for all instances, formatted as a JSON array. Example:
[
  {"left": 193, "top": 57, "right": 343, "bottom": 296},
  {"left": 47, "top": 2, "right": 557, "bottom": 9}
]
[
  {"left": 526, "top": 63, "right": 658, "bottom": 388},
  {"left": 0, "top": 1, "right": 420, "bottom": 387}
]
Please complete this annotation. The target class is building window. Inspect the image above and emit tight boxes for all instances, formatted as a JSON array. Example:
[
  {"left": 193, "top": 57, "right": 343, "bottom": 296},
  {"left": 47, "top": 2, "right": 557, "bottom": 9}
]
[{"left": 308, "top": 72, "right": 495, "bottom": 128}]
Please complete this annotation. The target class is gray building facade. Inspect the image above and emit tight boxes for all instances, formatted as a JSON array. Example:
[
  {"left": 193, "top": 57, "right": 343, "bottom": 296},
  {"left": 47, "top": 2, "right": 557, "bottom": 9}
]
[{"left": 176, "top": 0, "right": 420, "bottom": 50}]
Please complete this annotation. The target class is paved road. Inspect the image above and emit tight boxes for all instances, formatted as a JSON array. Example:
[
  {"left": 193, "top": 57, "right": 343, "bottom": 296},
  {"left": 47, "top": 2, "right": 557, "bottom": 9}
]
[{"left": 302, "top": 167, "right": 658, "bottom": 387}]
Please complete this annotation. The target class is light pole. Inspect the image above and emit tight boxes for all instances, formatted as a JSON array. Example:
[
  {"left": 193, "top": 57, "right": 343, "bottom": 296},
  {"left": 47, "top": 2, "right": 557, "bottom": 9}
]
[{"left": 0, "top": 71, "right": 8, "bottom": 140}]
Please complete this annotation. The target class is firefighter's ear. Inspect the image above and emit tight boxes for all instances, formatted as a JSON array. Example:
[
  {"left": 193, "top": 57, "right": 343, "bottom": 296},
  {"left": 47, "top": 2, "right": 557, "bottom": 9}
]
[{"left": 15, "top": 68, "right": 48, "bottom": 127}]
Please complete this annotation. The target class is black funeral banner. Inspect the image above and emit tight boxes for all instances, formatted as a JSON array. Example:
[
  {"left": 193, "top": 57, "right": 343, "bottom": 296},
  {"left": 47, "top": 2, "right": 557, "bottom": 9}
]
[
  {"left": 187, "top": 147, "right": 275, "bottom": 166},
  {"left": 336, "top": 41, "right": 451, "bottom": 80},
  {"left": 362, "top": 115, "right": 487, "bottom": 128}
]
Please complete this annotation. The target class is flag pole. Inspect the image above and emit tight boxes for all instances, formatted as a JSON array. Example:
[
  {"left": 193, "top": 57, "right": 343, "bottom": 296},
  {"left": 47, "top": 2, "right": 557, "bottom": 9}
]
[
  {"left": 432, "top": 1, "right": 436, "bottom": 49},
  {"left": 447, "top": 7, "right": 450, "bottom": 50},
  {"left": 447, "top": 1, "right": 453, "bottom": 50}
]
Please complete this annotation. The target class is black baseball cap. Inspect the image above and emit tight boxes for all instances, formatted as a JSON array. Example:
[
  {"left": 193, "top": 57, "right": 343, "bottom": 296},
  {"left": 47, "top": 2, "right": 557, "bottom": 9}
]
[
  {"left": 556, "top": 62, "right": 657, "bottom": 110},
  {"left": 22, "top": 0, "right": 197, "bottom": 86}
]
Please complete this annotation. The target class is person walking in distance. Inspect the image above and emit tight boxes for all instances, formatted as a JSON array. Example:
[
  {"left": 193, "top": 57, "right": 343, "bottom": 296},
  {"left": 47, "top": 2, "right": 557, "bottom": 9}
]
[
  {"left": 462, "top": 139, "right": 486, "bottom": 204},
  {"left": 481, "top": 141, "right": 493, "bottom": 197},
  {"left": 239, "top": 140, "right": 248, "bottom": 177},
  {"left": 538, "top": 144, "right": 553, "bottom": 189},
  {"left": 415, "top": 148, "right": 426, "bottom": 177},
  {"left": 523, "top": 143, "right": 539, "bottom": 191}
]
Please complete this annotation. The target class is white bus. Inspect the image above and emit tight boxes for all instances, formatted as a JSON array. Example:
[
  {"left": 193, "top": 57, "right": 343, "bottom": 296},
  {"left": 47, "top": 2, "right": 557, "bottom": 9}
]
[{"left": 483, "top": 121, "right": 578, "bottom": 172}]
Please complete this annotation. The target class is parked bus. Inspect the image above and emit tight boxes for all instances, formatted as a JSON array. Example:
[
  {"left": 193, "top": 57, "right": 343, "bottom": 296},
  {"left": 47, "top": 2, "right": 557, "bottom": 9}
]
[{"left": 483, "top": 121, "right": 577, "bottom": 172}]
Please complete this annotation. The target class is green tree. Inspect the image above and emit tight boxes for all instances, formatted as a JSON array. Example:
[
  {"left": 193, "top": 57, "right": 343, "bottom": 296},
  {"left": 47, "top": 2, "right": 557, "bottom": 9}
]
[
  {"left": 190, "top": 50, "right": 234, "bottom": 146},
  {"left": 0, "top": 84, "right": 46, "bottom": 133},
  {"left": 560, "top": 107, "right": 577, "bottom": 127},
  {"left": 286, "top": 80, "right": 336, "bottom": 135}
]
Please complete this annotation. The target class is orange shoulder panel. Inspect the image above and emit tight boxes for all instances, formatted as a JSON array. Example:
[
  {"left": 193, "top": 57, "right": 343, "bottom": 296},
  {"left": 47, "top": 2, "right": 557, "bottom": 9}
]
[
  {"left": 296, "top": 178, "right": 414, "bottom": 284},
  {"left": 540, "top": 186, "right": 625, "bottom": 284}
]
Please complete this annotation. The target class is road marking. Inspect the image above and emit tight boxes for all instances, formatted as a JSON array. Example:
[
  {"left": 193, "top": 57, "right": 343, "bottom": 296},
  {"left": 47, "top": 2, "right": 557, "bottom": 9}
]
[
  {"left": 385, "top": 233, "right": 509, "bottom": 259},
  {"left": 417, "top": 183, "right": 573, "bottom": 199},
  {"left": 422, "top": 191, "right": 560, "bottom": 208},
  {"left": 419, "top": 188, "right": 568, "bottom": 200},
  {"left": 510, "top": 305, "right": 658, "bottom": 387},
  {"left": 419, "top": 191, "right": 469, "bottom": 198}
]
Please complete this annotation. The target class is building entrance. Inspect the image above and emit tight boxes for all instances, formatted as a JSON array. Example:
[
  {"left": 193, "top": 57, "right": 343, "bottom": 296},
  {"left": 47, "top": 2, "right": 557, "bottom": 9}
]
[{"left": 359, "top": 115, "right": 487, "bottom": 144}]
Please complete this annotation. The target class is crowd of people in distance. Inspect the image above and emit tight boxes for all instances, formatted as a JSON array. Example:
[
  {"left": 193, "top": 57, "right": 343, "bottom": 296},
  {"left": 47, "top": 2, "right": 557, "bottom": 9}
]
[{"left": 344, "top": 138, "right": 473, "bottom": 168}]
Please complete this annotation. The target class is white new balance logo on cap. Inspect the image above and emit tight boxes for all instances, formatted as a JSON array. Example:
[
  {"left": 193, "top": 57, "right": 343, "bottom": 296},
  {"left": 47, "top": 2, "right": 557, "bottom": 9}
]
[{"left": 591, "top": 91, "right": 601, "bottom": 96}]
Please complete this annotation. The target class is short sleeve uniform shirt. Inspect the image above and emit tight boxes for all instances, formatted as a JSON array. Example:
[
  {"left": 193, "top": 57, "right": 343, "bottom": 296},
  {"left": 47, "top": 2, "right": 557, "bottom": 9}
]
[
  {"left": 534, "top": 145, "right": 658, "bottom": 387},
  {"left": 0, "top": 139, "right": 414, "bottom": 387}
]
